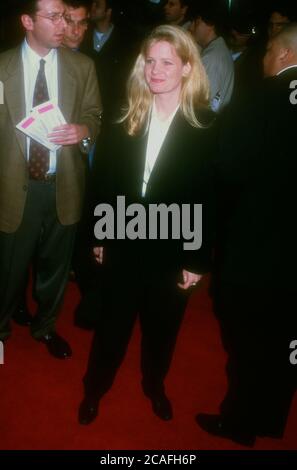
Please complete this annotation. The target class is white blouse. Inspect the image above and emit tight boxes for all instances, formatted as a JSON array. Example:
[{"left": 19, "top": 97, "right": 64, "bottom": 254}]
[{"left": 142, "top": 101, "right": 179, "bottom": 197}]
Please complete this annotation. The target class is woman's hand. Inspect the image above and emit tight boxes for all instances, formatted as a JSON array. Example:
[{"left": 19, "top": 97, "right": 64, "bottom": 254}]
[
  {"left": 93, "top": 246, "right": 104, "bottom": 264},
  {"left": 178, "top": 269, "right": 202, "bottom": 290}
]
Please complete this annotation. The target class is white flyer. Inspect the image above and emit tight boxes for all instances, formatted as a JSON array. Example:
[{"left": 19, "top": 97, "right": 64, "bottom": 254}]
[{"left": 16, "top": 100, "right": 67, "bottom": 151}]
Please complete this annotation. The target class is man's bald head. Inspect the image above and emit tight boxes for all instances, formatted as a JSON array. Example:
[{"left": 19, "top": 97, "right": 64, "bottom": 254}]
[{"left": 264, "top": 23, "right": 297, "bottom": 77}]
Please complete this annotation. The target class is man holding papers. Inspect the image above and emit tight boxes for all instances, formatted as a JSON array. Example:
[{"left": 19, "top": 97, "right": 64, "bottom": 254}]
[{"left": 0, "top": 0, "right": 102, "bottom": 358}]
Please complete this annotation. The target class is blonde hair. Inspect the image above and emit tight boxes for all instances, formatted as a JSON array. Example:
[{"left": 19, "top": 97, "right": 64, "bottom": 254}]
[{"left": 120, "top": 24, "right": 210, "bottom": 136}]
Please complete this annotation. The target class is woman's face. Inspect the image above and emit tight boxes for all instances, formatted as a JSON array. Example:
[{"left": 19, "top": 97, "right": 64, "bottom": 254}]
[{"left": 144, "top": 40, "right": 190, "bottom": 97}]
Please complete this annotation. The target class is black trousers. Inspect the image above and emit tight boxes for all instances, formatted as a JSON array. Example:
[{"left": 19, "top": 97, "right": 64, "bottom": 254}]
[
  {"left": 213, "top": 283, "right": 297, "bottom": 436},
  {"left": 0, "top": 179, "right": 76, "bottom": 340},
  {"left": 83, "top": 264, "right": 188, "bottom": 399}
]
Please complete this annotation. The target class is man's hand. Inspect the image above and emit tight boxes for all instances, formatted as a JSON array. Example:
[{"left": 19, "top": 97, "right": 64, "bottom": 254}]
[
  {"left": 93, "top": 246, "right": 103, "bottom": 264},
  {"left": 48, "top": 124, "right": 89, "bottom": 146},
  {"left": 178, "top": 269, "right": 202, "bottom": 290}
]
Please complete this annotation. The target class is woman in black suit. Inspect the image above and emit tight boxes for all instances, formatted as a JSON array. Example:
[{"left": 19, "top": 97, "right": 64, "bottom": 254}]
[{"left": 78, "top": 25, "right": 216, "bottom": 425}]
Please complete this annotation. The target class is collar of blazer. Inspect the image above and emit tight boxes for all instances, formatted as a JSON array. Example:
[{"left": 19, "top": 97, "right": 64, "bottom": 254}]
[
  {"left": 140, "top": 107, "right": 215, "bottom": 195},
  {"left": 3, "top": 44, "right": 77, "bottom": 158}
]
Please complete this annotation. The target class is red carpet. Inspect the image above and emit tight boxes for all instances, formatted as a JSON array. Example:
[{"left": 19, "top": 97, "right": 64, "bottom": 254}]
[{"left": 0, "top": 280, "right": 296, "bottom": 450}]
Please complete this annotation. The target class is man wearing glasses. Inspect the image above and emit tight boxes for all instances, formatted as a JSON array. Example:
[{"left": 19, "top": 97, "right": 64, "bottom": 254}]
[
  {"left": 0, "top": 0, "right": 102, "bottom": 358},
  {"left": 62, "top": 0, "right": 90, "bottom": 50}
]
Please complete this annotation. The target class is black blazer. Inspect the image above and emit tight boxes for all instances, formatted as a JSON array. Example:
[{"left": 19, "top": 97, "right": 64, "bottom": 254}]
[
  {"left": 214, "top": 67, "right": 297, "bottom": 290},
  {"left": 80, "top": 26, "right": 137, "bottom": 123},
  {"left": 90, "top": 109, "right": 217, "bottom": 277}
]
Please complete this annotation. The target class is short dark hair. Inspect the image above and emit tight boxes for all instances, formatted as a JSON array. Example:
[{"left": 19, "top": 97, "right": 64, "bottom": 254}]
[
  {"left": 18, "top": 0, "right": 40, "bottom": 16},
  {"left": 104, "top": 0, "right": 115, "bottom": 10},
  {"left": 63, "top": 0, "right": 91, "bottom": 11},
  {"left": 190, "top": 0, "right": 226, "bottom": 28},
  {"left": 230, "top": 14, "right": 255, "bottom": 35},
  {"left": 270, "top": 0, "right": 297, "bottom": 22},
  {"left": 179, "top": 0, "right": 192, "bottom": 7},
  {"left": 91, "top": 0, "right": 115, "bottom": 10},
  {"left": 19, "top": 0, "right": 92, "bottom": 16}
]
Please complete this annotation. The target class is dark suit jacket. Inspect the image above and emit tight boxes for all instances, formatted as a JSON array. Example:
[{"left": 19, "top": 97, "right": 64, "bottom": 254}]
[
  {"left": 231, "top": 37, "right": 266, "bottom": 103},
  {"left": 0, "top": 45, "right": 102, "bottom": 233},
  {"left": 80, "top": 26, "right": 137, "bottom": 124},
  {"left": 90, "top": 109, "right": 217, "bottom": 277},
  {"left": 214, "top": 67, "right": 297, "bottom": 290}
]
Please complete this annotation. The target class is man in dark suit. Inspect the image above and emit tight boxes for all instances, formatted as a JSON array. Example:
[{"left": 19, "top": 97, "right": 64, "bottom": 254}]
[
  {"left": 0, "top": 0, "right": 101, "bottom": 357},
  {"left": 80, "top": 0, "right": 136, "bottom": 127},
  {"left": 196, "top": 23, "right": 297, "bottom": 446}
]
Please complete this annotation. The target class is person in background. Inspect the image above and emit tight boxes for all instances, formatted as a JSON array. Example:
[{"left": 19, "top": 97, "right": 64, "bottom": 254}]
[
  {"left": 268, "top": 0, "right": 297, "bottom": 38},
  {"left": 196, "top": 23, "right": 297, "bottom": 447},
  {"left": 163, "top": 0, "right": 192, "bottom": 30},
  {"left": 190, "top": 0, "right": 234, "bottom": 112},
  {"left": 228, "top": 14, "right": 264, "bottom": 102},
  {"left": 80, "top": 0, "right": 136, "bottom": 127},
  {"left": 62, "top": 0, "right": 90, "bottom": 50}
]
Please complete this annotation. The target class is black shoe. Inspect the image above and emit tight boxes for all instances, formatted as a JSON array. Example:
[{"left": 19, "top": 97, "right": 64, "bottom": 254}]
[
  {"left": 0, "top": 322, "right": 11, "bottom": 342},
  {"left": 78, "top": 396, "right": 100, "bottom": 425},
  {"left": 74, "top": 315, "right": 94, "bottom": 331},
  {"left": 146, "top": 392, "right": 173, "bottom": 421},
  {"left": 13, "top": 304, "right": 33, "bottom": 326},
  {"left": 69, "top": 270, "right": 76, "bottom": 282},
  {"left": 195, "top": 413, "right": 256, "bottom": 447},
  {"left": 0, "top": 335, "right": 10, "bottom": 343},
  {"left": 38, "top": 332, "right": 72, "bottom": 359}
]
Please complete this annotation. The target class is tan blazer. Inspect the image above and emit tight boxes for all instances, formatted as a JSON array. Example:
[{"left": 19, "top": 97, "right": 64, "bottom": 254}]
[{"left": 0, "top": 45, "right": 102, "bottom": 233}]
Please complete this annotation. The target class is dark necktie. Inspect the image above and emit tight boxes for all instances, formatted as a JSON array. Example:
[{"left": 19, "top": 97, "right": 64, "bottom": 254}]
[{"left": 28, "top": 59, "right": 50, "bottom": 180}]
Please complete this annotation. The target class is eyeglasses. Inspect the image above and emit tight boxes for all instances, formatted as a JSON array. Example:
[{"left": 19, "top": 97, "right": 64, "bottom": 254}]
[
  {"left": 64, "top": 16, "right": 89, "bottom": 28},
  {"left": 35, "top": 13, "right": 67, "bottom": 24}
]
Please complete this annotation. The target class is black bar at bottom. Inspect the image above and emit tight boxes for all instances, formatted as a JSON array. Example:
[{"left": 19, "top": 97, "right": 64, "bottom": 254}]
[{"left": 0, "top": 450, "right": 296, "bottom": 466}]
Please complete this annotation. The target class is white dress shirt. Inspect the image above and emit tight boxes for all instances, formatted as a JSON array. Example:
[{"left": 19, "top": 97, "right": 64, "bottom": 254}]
[
  {"left": 22, "top": 39, "right": 58, "bottom": 173},
  {"left": 201, "top": 36, "right": 234, "bottom": 112},
  {"left": 142, "top": 101, "right": 179, "bottom": 197},
  {"left": 93, "top": 25, "right": 114, "bottom": 52}
]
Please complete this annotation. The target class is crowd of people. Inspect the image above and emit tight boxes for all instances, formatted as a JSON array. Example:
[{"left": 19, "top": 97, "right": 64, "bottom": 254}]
[{"left": 0, "top": 0, "right": 296, "bottom": 448}]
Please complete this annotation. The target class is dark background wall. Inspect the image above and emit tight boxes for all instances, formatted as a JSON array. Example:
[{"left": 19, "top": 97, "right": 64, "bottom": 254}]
[{"left": 0, "top": 0, "right": 294, "bottom": 53}]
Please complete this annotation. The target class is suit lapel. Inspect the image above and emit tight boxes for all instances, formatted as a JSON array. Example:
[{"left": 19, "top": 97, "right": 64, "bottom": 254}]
[
  {"left": 128, "top": 131, "right": 148, "bottom": 197},
  {"left": 4, "top": 47, "right": 78, "bottom": 158},
  {"left": 5, "top": 47, "right": 26, "bottom": 157},
  {"left": 57, "top": 48, "right": 77, "bottom": 123},
  {"left": 147, "top": 111, "right": 185, "bottom": 187}
]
